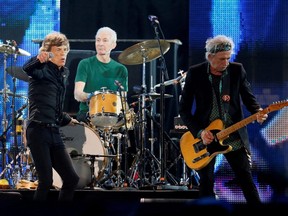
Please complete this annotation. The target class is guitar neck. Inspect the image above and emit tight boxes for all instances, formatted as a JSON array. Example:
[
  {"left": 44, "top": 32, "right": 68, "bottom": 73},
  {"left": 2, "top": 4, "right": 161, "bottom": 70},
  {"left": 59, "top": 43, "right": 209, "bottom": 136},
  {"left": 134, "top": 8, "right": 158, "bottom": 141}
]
[{"left": 216, "top": 107, "right": 270, "bottom": 140}]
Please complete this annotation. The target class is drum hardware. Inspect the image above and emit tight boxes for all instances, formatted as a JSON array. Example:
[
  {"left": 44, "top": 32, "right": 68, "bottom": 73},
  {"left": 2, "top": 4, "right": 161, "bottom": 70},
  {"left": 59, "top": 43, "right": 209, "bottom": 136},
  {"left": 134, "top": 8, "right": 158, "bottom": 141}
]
[
  {"left": 118, "top": 39, "right": 171, "bottom": 188},
  {"left": 0, "top": 103, "right": 28, "bottom": 180},
  {"left": 114, "top": 83, "right": 135, "bottom": 187},
  {"left": 6, "top": 66, "right": 30, "bottom": 82},
  {"left": 58, "top": 124, "right": 109, "bottom": 189},
  {"left": 153, "top": 70, "right": 187, "bottom": 91},
  {"left": 89, "top": 87, "right": 128, "bottom": 128},
  {"left": 112, "top": 133, "right": 124, "bottom": 187},
  {"left": 80, "top": 153, "right": 117, "bottom": 189},
  {"left": 0, "top": 40, "right": 30, "bottom": 181},
  {"left": 148, "top": 20, "right": 172, "bottom": 187}
]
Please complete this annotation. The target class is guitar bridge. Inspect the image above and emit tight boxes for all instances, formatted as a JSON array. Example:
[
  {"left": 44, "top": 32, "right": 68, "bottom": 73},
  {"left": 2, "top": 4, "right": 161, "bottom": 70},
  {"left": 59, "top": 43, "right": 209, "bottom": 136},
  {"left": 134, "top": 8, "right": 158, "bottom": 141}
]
[{"left": 192, "top": 152, "right": 210, "bottom": 163}]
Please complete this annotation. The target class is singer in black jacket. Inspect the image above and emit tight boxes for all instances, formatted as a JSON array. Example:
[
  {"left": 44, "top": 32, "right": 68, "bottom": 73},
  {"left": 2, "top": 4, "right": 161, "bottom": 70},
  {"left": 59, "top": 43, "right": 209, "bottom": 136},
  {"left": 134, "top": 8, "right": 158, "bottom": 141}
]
[
  {"left": 179, "top": 35, "right": 268, "bottom": 204},
  {"left": 22, "top": 32, "right": 79, "bottom": 201}
]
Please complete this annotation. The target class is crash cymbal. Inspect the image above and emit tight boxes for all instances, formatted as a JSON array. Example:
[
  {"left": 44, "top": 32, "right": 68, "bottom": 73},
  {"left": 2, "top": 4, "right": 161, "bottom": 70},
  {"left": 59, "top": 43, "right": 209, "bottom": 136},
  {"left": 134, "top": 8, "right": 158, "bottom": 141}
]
[
  {"left": 131, "top": 92, "right": 173, "bottom": 100},
  {"left": 0, "top": 90, "right": 27, "bottom": 99},
  {"left": 118, "top": 40, "right": 170, "bottom": 65},
  {"left": 6, "top": 66, "right": 30, "bottom": 82},
  {"left": 0, "top": 44, "right": 31, "bottom": 56}
]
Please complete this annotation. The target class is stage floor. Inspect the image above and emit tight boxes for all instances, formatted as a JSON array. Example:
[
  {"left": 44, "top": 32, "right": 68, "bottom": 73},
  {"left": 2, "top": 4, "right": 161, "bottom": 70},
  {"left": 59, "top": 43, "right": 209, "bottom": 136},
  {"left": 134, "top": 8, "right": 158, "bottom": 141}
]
[{"left": 1, "top": 187, "right": 288, "bottom": 215}]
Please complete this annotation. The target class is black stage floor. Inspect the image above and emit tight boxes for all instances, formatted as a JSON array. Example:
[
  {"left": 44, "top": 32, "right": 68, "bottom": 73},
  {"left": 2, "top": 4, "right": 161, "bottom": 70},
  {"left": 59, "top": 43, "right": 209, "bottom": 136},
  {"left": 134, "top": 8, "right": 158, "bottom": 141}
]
[{"left": 1, "top": 187, "right": 288, "bottom": 216}]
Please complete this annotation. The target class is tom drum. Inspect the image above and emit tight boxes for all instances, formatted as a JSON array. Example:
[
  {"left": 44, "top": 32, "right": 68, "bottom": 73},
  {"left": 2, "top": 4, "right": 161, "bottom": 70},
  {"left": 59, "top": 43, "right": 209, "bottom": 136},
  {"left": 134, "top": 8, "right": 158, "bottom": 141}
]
[{"left": 89, "top": 90, "right": 127, "bottom": 128}]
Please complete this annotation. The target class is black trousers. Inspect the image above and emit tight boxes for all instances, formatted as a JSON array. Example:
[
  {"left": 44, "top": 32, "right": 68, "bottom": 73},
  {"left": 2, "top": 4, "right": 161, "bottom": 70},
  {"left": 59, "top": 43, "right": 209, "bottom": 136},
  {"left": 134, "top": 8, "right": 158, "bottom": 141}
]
[
  {"left": 26, "top": 121, "right": 79, "bottom": 201},
  {"left": 197, "top": 147, "right": 261, "bottom": 204}
]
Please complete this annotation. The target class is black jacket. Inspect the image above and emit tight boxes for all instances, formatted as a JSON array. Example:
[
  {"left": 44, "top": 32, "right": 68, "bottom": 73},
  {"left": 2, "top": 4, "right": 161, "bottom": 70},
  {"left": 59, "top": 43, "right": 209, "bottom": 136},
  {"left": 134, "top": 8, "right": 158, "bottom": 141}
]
[{"left": 22, "top": 56, "right": 71, "bottom": 126}]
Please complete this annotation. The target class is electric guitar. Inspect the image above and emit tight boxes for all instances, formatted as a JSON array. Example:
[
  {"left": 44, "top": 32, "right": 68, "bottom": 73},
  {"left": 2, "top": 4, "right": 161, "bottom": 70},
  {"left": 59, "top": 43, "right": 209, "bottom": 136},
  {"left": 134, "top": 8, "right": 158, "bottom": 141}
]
[{"left": 180, "top": 100, "right": 288, "bottom": 170}]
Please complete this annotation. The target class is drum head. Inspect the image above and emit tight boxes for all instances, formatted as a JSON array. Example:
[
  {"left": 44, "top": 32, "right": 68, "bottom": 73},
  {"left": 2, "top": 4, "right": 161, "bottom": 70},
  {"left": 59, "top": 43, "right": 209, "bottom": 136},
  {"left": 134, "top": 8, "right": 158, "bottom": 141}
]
[{"left": 56, "top": 124, "right": 108, "bottom": 189}]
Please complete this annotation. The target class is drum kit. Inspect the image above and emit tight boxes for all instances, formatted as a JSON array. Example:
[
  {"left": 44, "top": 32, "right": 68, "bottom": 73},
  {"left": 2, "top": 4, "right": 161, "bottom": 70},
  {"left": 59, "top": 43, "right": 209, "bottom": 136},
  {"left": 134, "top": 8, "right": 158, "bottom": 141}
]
[
  {"left": 0, "top": 39, "right": 187, "bottom": 190},
  {"left": 0, "top": 41, "right": 32, "bottom": 188},
  {"left": 57, "top": 39, "right": 183, "bottom": 190}
]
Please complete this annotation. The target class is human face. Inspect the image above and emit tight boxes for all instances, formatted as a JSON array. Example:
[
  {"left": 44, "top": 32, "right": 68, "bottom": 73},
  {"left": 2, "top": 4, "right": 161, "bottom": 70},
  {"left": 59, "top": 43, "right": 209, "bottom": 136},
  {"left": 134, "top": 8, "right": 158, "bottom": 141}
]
[
  {"left": 50, "top": 45, "right": 69, "bottom": 68},
  {"left": 208, "top": 51, "right": 231, "bottom": 72},
  {"left": 95, "top": 32, "right": 116, "bottom": 56}
]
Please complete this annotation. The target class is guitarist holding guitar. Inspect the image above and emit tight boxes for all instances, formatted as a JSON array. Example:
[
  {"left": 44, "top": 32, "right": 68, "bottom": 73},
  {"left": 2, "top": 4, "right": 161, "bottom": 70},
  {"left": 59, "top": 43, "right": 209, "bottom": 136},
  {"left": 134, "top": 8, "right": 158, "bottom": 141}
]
[{"left": 179, "top": 35, "right": 268, "bottom": 204}]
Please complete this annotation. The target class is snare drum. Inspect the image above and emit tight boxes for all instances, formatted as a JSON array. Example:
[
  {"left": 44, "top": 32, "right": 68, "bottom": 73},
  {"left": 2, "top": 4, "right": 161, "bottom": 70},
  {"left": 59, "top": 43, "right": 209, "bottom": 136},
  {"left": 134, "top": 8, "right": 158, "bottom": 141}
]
[
  {"left": 53, "top": 124, "right": 108, "bottom": 189},
  {"left": 89, "top": 90, "right": 128, "bottom": 128}
]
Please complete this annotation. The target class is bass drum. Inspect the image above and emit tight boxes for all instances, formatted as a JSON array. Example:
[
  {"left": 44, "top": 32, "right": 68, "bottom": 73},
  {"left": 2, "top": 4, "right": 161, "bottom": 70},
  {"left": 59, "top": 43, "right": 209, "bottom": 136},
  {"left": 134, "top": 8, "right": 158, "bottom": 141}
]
[{"left": 53, "top": 124, "right": 108, "bottom": 189}]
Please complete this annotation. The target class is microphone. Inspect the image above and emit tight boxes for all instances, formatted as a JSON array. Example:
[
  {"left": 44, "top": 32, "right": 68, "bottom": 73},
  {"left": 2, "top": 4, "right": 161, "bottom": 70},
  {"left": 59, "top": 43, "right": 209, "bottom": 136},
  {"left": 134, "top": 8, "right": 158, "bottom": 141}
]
[
  {"left": 148, "top": 15, "right": 159, "bottom": 24},
  {"left": 48, "top": 52, "right": 54, "bottom": 58},
  {"left": 154, "top": 78, "right": 179, "bottom": 88},
  {"left": 114, "top": 80, "right": 124, "bottom": 90},
  {"left": 154, "top": 72, "right": 187, "bottom": 89}
]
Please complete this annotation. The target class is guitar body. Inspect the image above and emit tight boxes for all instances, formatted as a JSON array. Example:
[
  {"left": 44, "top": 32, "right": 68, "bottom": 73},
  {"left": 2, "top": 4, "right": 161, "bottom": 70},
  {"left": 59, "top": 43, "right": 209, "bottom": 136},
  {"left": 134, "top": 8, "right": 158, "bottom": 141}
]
[
  {"left": 180, "top": 100, "right": 288, "bottom": 170},
  {"left": 180, "top": 119, "right": 232, "bottom": 170}
]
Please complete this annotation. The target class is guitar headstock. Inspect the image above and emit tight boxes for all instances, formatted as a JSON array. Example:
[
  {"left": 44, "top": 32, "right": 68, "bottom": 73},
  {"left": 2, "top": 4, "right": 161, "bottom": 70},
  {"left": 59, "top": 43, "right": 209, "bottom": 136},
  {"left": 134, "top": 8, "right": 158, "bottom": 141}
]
[{"left": 266, "top": 99, "right": 288, "bottom": 112}]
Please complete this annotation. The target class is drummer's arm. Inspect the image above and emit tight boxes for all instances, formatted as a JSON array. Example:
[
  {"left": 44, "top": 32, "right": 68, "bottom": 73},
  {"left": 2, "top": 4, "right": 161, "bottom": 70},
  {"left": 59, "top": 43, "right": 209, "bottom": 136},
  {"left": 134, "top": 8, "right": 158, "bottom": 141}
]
[{"left": 74, "top": 81, "right": 91, "bottom": 102}]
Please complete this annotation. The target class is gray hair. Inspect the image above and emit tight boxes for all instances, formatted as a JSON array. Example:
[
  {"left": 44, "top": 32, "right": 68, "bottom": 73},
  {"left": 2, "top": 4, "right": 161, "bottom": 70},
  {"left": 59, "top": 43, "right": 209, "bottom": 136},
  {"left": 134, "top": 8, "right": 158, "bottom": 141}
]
[
  {"left": 205, "top": 35, "right": 235, "bottom": 60},
  {"left": 95, "top": 27, "right": 117, "bottom": 43}
]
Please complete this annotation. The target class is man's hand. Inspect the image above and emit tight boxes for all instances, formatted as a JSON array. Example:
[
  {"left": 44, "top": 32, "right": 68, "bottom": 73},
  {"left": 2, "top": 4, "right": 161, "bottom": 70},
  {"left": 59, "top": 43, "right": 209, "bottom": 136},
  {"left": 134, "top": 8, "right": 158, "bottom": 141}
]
[
  {"left": 256, "top": 108, "right": 268, "bottom": 124},
  {"left": 69, "top": 118, "right": 79, "bottom": 126},
  {"left": 201, "top": 130, "right": 214, "bottom": 145}
]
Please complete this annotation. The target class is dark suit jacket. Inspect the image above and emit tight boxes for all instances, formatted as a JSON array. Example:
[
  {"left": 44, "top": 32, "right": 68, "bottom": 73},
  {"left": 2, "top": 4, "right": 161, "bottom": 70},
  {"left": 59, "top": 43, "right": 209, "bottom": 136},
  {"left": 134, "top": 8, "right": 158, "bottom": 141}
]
[{"left": 179, "top": 61, "right": 261, "bottom": 153}]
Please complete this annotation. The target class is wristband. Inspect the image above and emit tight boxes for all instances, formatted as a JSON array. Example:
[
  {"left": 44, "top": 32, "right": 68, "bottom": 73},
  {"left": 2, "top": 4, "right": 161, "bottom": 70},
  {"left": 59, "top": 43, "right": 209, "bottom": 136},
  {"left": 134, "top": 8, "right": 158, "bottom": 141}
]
[{"left": 87, "top": 92, "right": 94, "bottom": 101}]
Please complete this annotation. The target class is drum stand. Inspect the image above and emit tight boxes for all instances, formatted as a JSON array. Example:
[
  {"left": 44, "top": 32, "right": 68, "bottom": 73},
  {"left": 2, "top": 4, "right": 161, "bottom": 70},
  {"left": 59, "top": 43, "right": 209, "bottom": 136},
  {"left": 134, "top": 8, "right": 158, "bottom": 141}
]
[
  {"left": 0, "top": 49, "right": 27, "bottom": 181},
  {"left": 93, "top": 126, "right": 127, "bottom": 189},
  {"left": 85, "top": 153, "right": 117, "bottom": 189},
  {"left": 0, "top": 51, "right": 9, "bottom": 175},
  {"left": 126, "top": 58, "right": 163, "bottom": 189}
]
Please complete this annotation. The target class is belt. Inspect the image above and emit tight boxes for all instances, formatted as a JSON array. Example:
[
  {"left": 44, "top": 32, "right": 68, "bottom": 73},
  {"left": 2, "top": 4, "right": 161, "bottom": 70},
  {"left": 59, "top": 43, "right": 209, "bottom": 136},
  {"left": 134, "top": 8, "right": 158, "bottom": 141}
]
[
  {"left": 31, "top": 121, "right": 58, "bottom": 128},
  {"left": 39, "top": 123, "right": 58, "bottom": 127}
]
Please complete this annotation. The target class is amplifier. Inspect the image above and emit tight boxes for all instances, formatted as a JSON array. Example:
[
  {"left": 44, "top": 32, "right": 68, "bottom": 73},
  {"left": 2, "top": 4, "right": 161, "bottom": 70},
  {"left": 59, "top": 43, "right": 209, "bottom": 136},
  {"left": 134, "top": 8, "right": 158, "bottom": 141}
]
[{"left": 173, "top": 116, "right": 188, "bottom": 132}]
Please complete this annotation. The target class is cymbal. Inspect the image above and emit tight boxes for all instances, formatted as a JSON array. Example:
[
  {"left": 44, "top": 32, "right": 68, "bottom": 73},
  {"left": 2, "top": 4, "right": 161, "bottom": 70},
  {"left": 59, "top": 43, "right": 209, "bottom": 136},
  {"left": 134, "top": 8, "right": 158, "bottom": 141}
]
[
  {"left": 6, "top": 66, "right": 30, "bottom": 82},
  {"left": 131, "top": 92, "right": 173, "bottom": 100},
  {"left": 118, "top": 40, "right": 170, "bottom": 65},
  {"left": 0, "top": 90, "right": 27, "bottom": 99},
  {"left": 0, "top": 44, "right": 31, "bottom": 56}
]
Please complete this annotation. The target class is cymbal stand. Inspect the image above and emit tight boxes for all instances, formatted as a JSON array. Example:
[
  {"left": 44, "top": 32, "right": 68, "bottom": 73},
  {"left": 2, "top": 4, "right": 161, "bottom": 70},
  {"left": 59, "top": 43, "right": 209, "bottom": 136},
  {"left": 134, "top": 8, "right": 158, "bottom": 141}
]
[
  {"left": 10, "top": 53, "right": 21, "bottom": 169},
  {"left": 1, "top": 51, "right": 9, "bottom": 174},
  {"left": 149, "top": 73, "right": 158, "bottom": 159},
  {"left": 0, "top": 107, "right": 25, "bottom": 179},
  {"left": 116, "top": 87, "right": 131, "bottom": 186},
  {"left": 126, "top": 54, "right": 162, "bottom": 188}
]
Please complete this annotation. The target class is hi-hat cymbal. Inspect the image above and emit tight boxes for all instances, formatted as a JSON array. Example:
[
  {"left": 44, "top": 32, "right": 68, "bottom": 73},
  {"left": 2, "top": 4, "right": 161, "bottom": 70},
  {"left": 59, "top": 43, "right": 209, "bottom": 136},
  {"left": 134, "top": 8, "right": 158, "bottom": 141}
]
[
  {"left": 0, "top": 44, "right": 31, "bottom": 56},
  {"left": 6, "top": 66, "right": 30, "bottom": 82},
  {"left": 118, "top": 40, "right": 170, "bottom": 65},
  {"left": 131, "top": 92, "right": 173, "bottom": 100},
  {"left": 0, "top": 90, "right": 27, "bottom": 99}
]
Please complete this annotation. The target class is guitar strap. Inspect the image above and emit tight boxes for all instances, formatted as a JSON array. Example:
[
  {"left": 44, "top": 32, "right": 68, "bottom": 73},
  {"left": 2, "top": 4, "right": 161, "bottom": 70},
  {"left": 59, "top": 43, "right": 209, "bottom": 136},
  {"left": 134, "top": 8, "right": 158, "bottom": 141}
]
[{"left": 222, "top": 68, "right": 230, "bottom": 123}]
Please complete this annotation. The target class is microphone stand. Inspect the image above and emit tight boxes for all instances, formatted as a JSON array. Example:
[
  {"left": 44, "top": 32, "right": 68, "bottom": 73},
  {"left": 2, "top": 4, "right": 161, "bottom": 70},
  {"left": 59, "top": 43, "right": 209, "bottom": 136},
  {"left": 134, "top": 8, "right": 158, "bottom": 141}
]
[{"left": 150, "top": 19, "right": 170, "bottom": 186}]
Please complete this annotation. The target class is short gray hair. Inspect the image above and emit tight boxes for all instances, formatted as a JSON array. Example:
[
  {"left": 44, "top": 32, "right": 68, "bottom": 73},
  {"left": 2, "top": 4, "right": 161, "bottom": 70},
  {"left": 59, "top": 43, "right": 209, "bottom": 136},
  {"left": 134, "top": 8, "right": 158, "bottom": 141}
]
[
  {"left": 95, "top": 27, "right": 117, "bottom": 43},
  {"left": 205, "top": 35, "right": 235, "bottom": 60}
]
